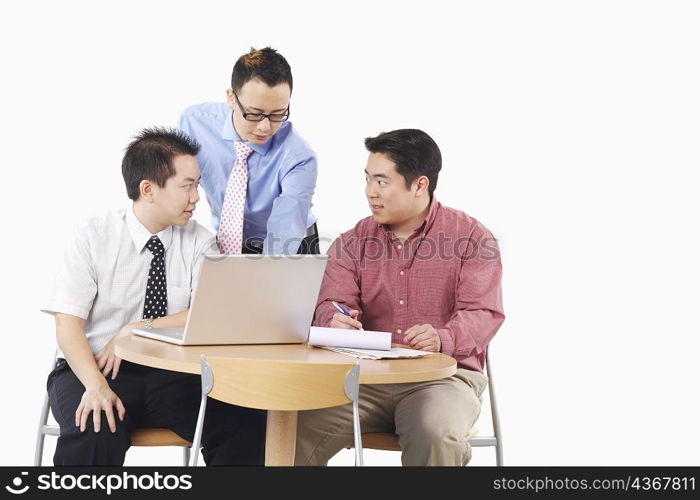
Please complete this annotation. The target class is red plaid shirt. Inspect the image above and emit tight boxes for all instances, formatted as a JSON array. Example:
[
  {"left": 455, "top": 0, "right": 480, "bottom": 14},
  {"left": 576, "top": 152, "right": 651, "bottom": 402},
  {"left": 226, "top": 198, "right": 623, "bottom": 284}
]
[{"left": 314, "top": 198, "right": 505, "bottom": 372}]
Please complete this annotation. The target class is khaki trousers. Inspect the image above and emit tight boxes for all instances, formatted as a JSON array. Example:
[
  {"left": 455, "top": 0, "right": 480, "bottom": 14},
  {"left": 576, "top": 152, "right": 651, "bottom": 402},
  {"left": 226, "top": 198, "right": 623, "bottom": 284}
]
[{"left": 294, "top": 368, "right": 488, "bottom": 466}]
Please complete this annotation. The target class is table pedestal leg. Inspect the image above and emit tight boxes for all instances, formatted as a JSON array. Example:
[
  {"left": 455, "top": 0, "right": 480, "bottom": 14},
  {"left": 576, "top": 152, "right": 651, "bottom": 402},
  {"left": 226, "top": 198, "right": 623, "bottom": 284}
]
[{"left": 265, "top": 410, "right": 298, "bottom": 466}]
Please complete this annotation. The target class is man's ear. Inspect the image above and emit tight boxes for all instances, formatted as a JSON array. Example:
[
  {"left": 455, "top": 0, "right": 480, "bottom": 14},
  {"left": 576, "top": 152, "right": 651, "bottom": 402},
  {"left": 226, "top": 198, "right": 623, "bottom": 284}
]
[
  {"left": 226, "top": 88, "right": 236, "bottom": 110},
  {"left": 139, "top": 180, "right": 153, "bottom": 201},
  {"left": 414, "top": 176, "right": 430, "bottom": 198}
]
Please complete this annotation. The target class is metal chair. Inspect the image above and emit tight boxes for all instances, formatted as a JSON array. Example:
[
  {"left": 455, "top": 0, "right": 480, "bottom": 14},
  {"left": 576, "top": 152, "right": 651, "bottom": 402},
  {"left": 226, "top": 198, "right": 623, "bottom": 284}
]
[
  {"left": 34, "top": 351, "right": 192, "bottom": 466},
  {"left": 190, "top": 355, "right": 363, "bottom": 466},
  {"left": 358, "top": 351, "right": 503, "bottom": 466}
]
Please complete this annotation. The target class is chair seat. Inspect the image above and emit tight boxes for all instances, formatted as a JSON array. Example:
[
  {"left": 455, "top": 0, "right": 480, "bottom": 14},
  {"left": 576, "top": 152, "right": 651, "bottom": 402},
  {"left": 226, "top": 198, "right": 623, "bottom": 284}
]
[
  {"left": 362, "top": 433, "right": 402, "bottom": 451},
  {"left": 129, "top": 428, "right": 191, "bottom": 447}
]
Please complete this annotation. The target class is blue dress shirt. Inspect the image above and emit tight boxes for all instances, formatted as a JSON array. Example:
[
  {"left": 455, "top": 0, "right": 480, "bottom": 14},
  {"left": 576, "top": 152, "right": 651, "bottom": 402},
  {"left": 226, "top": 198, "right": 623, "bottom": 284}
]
[{"left": 178, "top": 102, "right": 318, "bottom": 254}]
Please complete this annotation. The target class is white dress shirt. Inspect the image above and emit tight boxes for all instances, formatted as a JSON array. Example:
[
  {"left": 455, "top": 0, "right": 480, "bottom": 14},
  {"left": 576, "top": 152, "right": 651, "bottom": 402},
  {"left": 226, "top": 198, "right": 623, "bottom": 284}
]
[{"left": 42, "top": 206, "right": 219, "bottom": 355}]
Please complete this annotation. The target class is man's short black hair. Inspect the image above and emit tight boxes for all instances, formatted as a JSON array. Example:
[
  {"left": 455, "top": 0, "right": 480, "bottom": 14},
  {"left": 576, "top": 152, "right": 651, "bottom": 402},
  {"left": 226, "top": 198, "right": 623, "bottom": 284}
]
[
  {"left": 364, "top": 129, "right": 442, "bottom": 196},
  {"left": 231, "top": 47, "right": 293, "bottom": 93},
  {"left": 122, "top": 127, "right": 200, "bottom": 201}
]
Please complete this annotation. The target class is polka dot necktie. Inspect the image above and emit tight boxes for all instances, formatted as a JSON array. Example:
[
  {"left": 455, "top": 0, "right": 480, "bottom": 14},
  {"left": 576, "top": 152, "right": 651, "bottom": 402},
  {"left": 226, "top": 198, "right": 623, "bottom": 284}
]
[
  {"left": 217, "top": 141, "right": 253, "bottom": 254},
  {"left": 143, "top": 235, "right": 167, "bottom": 319}
]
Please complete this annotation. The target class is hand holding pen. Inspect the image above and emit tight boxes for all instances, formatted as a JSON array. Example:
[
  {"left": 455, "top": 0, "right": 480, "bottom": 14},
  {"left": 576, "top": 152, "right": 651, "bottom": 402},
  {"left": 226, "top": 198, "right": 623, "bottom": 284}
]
[{"left": 331, "top": 301, "right": 363, "bottom": 330}]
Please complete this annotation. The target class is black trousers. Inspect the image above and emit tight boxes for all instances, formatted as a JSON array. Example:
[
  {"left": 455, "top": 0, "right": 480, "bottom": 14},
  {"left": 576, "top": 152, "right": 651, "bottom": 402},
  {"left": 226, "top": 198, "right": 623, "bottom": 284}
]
[
  {"left": 242, "top": 223, "right": 320, "bottom": 255},
  {"left": 47, "top": 359, "right": 265, "bottom": 466}
]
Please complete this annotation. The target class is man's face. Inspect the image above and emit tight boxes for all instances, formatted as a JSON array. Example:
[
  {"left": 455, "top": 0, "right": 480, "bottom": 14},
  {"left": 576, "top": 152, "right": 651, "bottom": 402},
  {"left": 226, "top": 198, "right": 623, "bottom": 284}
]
[
  {"left": 365, "top": 152, "right": 422, "bottom": 226},
  {"left": 227, "top": 79, "right": 291, "bottom": 145},
  {"left": 150, "top": 154, "right": 201, "bottom": 227}
]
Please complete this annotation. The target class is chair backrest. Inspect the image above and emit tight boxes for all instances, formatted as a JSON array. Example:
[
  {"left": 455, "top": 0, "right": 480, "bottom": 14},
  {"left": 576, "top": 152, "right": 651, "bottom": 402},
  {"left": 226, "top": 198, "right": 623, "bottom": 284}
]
[{"left": 203, "top": 356, "right": 360, "bottom": 411}]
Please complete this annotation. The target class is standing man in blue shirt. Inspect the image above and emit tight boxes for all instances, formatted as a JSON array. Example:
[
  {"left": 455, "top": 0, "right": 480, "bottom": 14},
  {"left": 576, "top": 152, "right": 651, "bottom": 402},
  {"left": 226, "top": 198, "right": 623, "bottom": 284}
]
[{"left": 178, "top": 47, "right": 319, "bottom": 255}]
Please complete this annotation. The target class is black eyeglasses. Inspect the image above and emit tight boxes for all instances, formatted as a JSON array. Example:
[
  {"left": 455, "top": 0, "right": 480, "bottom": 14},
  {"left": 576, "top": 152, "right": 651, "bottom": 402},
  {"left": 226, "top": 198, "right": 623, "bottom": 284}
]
[{"left": 232, "top": 91, "right": 290, "bottom": 122}]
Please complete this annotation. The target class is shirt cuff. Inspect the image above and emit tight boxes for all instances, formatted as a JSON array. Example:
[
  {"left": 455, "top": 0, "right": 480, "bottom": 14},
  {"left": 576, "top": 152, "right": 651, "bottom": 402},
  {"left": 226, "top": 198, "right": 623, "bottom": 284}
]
[
  {"left": 313, "top": 303, "right": 336, "bottom": 327},
  {"left": 40, "top": 303, "right": 90, "bottom": 320},
  {"left": 436, "top": 328, "right": 456, "bottom": 356}
]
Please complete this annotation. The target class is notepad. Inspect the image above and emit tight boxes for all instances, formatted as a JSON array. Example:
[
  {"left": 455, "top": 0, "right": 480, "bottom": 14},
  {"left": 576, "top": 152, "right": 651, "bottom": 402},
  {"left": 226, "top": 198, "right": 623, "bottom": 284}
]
[
  {"left": 320, "top": 346, "right": 432, "bottom": 360},
  {"left": 308, "top": 326, "right": 392, "bottom": 351}
]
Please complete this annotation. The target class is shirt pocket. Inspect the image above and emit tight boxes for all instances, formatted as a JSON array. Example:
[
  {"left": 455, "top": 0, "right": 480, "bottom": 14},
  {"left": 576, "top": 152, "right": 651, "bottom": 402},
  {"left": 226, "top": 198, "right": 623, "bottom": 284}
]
[{"left": 167, "top": 285, "right": 191, "bottom": 315}]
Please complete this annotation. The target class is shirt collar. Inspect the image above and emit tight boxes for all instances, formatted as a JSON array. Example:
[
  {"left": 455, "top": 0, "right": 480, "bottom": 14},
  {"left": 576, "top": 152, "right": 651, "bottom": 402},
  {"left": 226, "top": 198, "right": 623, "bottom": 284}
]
[
  {"left": 125, "top": 204, "right": 173, "bottom": 254},
  {"left": 221, "top": 109, "right": 273, "bottom": 156},
  {"left": 378, "top": 196, "right": 441, "bottom": 240},
  {"left": 421, "top": 195, "right": 440, "bottom": 233}
]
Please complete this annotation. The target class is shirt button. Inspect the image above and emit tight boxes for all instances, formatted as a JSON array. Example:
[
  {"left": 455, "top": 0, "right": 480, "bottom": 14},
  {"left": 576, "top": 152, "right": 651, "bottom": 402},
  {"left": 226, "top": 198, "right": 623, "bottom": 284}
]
[
  {"left": 397, "top": 329, "right": 403, "bottom": 334},
  {"left": 399, "top": 300, "right": 404, "bottom": 305},
  {"left": 400, "top": 270, "right": 405, "bottom": 276},
  {"left": 397, "top": 244, "right": 403, "bottom": 250}
]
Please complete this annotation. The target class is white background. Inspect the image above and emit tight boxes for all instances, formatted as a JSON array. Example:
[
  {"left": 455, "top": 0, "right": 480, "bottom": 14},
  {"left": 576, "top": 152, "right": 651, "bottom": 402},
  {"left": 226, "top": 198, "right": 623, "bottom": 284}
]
[{"left": 1, "top": 0, "right": 698, "bottom": 466}]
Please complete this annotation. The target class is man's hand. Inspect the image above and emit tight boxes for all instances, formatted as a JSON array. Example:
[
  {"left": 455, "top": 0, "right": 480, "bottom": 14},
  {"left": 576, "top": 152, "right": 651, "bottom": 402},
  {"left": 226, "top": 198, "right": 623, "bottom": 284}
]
[
  {"left": 75, "top": 381, "right": 126, "bottom": 433},
  {"left": 330, "top": 309, "right": 363, "bottom": 330},
  {"left": 95, "top": 322, "right": 139, "bottom": 380},
  {"left": 404, "top": 324, "right": 441, "bottom": 352}
]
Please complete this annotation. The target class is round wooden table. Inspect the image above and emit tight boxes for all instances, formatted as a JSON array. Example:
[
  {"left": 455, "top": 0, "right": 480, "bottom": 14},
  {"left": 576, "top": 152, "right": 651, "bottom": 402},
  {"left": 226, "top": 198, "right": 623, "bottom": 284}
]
[{"left": 115, "top": 335, "right": 457, "bottom": 465}]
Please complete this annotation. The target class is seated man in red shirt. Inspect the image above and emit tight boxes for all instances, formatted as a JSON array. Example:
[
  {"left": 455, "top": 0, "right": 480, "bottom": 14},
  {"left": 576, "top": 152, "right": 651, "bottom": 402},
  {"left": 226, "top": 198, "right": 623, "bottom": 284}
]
[{"left": 295, "top": 129, "right": 505, "bottom": 466}]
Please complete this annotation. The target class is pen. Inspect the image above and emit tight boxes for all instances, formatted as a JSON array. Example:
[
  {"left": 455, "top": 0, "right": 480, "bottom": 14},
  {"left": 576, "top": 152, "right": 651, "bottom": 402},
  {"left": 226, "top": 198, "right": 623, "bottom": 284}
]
[{"left": 331, "top": 301, "right": 363, "bottom": 330}]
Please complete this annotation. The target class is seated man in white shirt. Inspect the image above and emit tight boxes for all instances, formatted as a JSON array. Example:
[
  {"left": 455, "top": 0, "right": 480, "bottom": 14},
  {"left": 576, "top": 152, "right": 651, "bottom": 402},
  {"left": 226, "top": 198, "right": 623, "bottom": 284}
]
[{"left": 42, "top": 127, "right": 265, "bottom": 465}]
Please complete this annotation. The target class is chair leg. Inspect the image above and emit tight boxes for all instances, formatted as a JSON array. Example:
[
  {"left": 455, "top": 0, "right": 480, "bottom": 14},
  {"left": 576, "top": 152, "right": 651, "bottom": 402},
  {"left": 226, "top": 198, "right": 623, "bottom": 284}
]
[
  {"left": 486, "top": 353, "right": 504, "bottom": 466},
  {"left": 34, "top": 392, "right": 52, "bottom": 466},
  {"left": 352, "top": 401, "right": 363, "bottom": 466},
  {"left": 34, "top": 434, "right": 46, "bottom": 467},
  {"left": 188, "top": 396, "right": 208, "bottom": 466},
  {"left": 495, "top": 441, "right": 503, "bottom": 467}
]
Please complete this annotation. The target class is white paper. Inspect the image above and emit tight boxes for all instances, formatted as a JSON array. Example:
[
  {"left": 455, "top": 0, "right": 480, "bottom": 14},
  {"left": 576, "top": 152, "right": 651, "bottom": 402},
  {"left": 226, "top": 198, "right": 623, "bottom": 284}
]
[
  {"left": 308, "top": 326, "right": 391, "bottom": 351},
  {"left": 320, "top": 346, "right": 432, "bottom": 360}
]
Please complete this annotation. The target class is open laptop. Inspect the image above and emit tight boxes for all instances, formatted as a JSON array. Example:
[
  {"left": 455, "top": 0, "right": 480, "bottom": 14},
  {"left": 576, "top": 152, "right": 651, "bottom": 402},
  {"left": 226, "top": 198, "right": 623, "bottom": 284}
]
[{"left": 133, "top": 254, "right": 329, "bottom": 345}]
